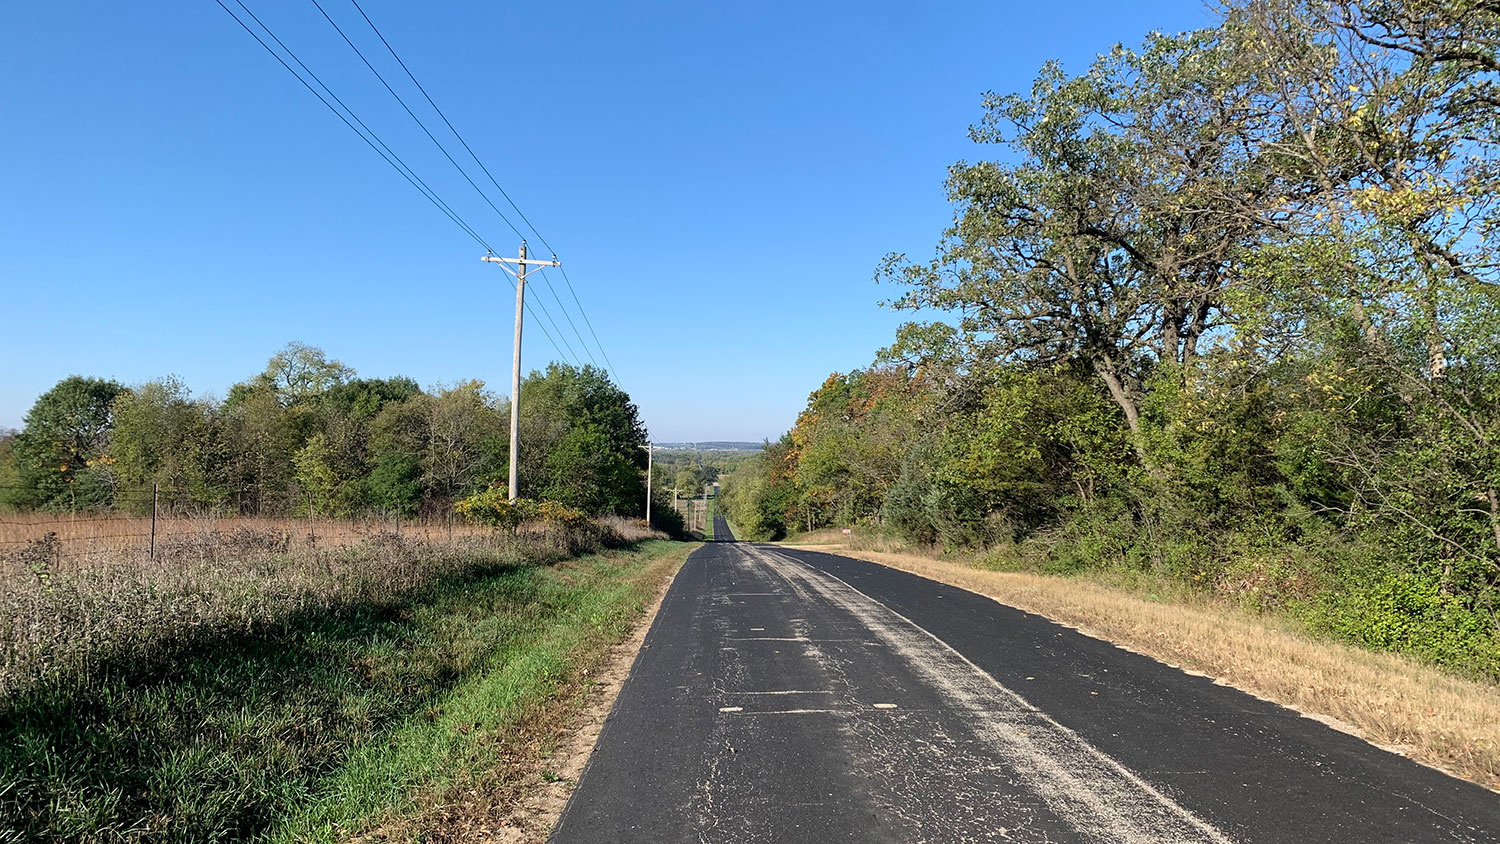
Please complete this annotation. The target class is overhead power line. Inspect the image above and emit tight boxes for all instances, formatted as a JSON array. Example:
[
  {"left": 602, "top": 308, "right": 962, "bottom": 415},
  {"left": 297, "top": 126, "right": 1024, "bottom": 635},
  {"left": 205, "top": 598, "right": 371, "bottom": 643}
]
[
  {"left": 348, "top": 0, "right": 547, "bottom": 247},
  {"left": 213, "top": 0, "right": 578, "bottom": 366},
  {"left": 552, "top": 265, "right": 620, "bottom": 377},
  {"left": 486, "top": 257, "right": 581, "bottom": 368},
  {"left": 527, "top": 268, "right": 596, "bottom": 368},
  {"left": 307, "top": 0, "right": 526, "bottom": 244},
  {"left": 307, "top": 0, "right": 591, "bottom": 368},
  {"left": 341, "top": 0, "right": 620, "bottom": 381},
  {"left": 214, "top": 0, "right": 491, "bottom": 252},
  {"left": 489, "top": 260, "right": 583, "bottom": 364}
]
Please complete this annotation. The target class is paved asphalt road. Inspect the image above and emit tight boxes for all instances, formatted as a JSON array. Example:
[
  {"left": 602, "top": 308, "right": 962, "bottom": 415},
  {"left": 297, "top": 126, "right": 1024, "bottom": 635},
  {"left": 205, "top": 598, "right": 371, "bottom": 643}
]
[{"left": 550, "top": 518, "right": 1500, "bottom": 843}]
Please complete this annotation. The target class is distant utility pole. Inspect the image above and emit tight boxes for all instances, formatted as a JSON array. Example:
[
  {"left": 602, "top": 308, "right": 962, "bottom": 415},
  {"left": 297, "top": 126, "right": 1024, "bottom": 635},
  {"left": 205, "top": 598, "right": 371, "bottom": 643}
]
[
  {"left": 644, "top": 442, "right": 653, "bottom": 527},
  {"left": 483, "top": 241, "right": 560, "bottom": 500}
]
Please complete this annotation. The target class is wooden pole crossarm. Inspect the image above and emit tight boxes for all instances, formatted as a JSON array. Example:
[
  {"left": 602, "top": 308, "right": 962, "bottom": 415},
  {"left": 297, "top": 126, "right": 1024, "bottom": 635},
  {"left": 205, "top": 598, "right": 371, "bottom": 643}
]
[{"left": 482, "top": 255, "right": 560, "bottom": 268}]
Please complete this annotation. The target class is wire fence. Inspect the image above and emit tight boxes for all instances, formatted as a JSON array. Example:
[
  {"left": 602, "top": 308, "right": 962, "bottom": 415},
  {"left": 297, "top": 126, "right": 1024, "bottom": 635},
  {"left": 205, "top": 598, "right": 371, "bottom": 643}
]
[
  {"left": 0, "top": 482, "right": 360, "bottom": 517},
  {"left": 0, "top": 482, "right": 487, "bottom": 567}
]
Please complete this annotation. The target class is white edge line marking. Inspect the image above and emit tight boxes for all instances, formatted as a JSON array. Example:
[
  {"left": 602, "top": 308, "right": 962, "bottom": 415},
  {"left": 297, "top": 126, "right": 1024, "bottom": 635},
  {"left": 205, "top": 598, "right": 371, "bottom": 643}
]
[
  {"left": 751, "top": 545, "right": 1235, "bottom": 844},
  {"left": 732, "top": 690, "right": 835, "bottom": 696},
  {"left": 734, "top": 708, "right": 843, "bottom": 715},
  {"left": 727, "top": 637, "right": 867, "bottom": 642}
]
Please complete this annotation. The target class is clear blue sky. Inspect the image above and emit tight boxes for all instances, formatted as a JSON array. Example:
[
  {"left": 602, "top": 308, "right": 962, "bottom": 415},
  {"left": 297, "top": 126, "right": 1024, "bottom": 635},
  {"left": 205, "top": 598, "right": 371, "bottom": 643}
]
[{"left": 1, "top": 0, "right": 1212, "bottom": 442}]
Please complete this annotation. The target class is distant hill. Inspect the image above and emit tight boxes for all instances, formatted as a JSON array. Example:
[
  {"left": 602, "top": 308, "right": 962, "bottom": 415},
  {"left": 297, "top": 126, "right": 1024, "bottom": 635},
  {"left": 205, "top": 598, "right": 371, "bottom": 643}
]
[{"left": 654, "top": 441, "right": 763, "bottom": 451}]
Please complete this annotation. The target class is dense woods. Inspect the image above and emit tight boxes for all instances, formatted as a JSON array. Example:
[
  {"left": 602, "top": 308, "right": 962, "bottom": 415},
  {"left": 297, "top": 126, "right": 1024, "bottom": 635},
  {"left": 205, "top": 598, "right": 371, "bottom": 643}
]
[
  {"left": 0, "top": 342, "right": 663, "bottom": 522},
  {"left": 723, "top": 0, "right": 1500, "bottom": 676}
]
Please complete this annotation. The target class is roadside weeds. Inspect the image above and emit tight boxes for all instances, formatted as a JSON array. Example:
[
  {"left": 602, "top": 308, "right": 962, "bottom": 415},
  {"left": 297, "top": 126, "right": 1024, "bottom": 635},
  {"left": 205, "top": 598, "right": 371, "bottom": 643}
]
[
  {"left": 787, "top": 544, "right": 1500, "bottom": 792},
  {"left": 352, "top": 540, "right": 695, "bottom": 843}
]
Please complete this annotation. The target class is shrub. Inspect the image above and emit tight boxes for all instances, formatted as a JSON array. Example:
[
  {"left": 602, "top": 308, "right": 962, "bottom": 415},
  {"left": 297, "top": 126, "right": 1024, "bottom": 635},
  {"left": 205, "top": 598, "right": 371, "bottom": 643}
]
[
  {"left": 455, "top": 486, "right": 540, "bottom": 532},
  {"left": 1309, "top": 572, "right": 1500, "bottom": 677},
  {"left": 648, "top": 492, "right": 688, "bottom": 540}
]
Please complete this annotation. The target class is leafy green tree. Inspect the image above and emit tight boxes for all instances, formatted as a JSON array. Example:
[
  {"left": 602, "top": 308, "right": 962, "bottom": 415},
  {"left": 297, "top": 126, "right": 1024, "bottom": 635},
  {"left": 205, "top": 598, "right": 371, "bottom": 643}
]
[
  {"left": 291, "top": 429, "right": 372, "bottom": 516},
  {"left": 709, "top": 0, "right": 1500, "bottom": 676},
  {"left": 219, "top": 380, "right": 304, "bottom": 514},
  {"left": 518, "top": 364, "right": 647, "bottom": 515},
  {"left": 362, "top": 383, "right": 505, "bottom": 514},
  {"left": 935, "top": 366, "right": 1127, "bottom": 537},
  {"left": 289, "top": 376, "right": 424, "bottom": 516},
  {"left": 292, "top": 434, "right": 341, "bottom": 515},
  {"left": 323, "top": 377, "right": 422, "bottom": 420},
  {"left": 0, "top": 429, "right": 20, "bottom": 506},
  {"left": 719, "top": 453, "right": 786, "bottom": 541},
  {"left": 6, "top": 376, "right": 125, "bottom": 510},
  {"left": 422, "top": 382, "right": 507, "bottom": 503},
  {"left": 719, "top": 438, "right": 796, "bottom": 541},
  {"left": 1222, "top": 0, "right": 1500, "bottom": 563},
  {"left": 109, "top": 376, "right": 228, "bottom": 512},
  {"left": 1, "top": 345, "right": 662, "bottom": 525},
  {"left": 648, "top": 487, "right": 688, "bottom": 538},
  {"left": 254, "top": 341, "right": 354, "bottom": 405},
  {"left": 366, "top": 452, "right": 422, "bottom": 516},
  {"left": 673, "top": 465, "right": 703, "bottom": 498},
  {"left": 542, "top": 424, "right": 640, "bottom": 514},
  {"left": 882, "top": 25, "right": 1292, "bottom": 465}
]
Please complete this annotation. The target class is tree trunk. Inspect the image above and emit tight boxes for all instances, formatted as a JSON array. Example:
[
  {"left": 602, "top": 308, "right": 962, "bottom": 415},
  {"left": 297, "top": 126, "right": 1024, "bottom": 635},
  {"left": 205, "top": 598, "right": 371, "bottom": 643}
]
[
  {"left": 1486, "top": 488, "right": 1500, "bottom": 561},
  {"left": 1091, "top": 355, "right": 1151, "bottom": 467},
  {"left": 1162, "top": 302, "right": 1185, "bottom": 367},
  {"left": 1181, "top": 297, "right": 1212, "bottom": 366},
  {"left": 1349, "top": 297, "right": 1380, "bottom": 345},
  {"left": 1427, "top": 313, "right": 1448, "bottom": 381}
]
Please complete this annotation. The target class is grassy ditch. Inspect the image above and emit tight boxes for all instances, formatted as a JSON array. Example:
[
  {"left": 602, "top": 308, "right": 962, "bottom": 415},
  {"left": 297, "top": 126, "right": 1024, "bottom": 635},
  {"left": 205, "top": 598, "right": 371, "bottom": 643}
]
[
  {"left": 0, "top": 527, "right": 692, "bottom": 843},
  {"left": 786, "top": 536, "right": 1500, "bottom": 791}
]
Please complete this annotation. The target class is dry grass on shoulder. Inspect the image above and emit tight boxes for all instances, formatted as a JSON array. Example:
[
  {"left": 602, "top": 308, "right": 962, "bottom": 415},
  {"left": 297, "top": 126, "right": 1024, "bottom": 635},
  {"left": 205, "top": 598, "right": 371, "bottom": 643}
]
[
  {"left": 778, "top": 526, "right": 863, "bottom": 546},
  {"left": 802, "top": 545, "right": 1500, "bottom": 792}
]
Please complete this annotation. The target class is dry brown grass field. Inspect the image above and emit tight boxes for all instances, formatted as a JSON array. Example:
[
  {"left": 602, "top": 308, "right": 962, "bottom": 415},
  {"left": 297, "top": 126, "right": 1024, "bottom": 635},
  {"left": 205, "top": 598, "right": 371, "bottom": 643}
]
[
  {"left": 0, "top": 511, "right": 655, "bottom": 697},
  {"left": 0, "top": 511, "right": 493, "bottom": 574}
]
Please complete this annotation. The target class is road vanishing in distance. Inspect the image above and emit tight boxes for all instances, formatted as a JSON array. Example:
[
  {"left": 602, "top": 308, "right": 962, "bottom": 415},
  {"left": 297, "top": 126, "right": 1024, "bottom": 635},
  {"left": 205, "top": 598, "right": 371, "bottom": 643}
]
[{"left": 549, "top": 516, "right": 1500, "bottom": 843}]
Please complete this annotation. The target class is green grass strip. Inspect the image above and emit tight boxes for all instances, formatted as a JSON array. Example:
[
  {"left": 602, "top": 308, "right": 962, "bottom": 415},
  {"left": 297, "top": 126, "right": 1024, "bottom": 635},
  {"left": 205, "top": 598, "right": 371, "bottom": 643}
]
[{"left": 273, "top": 543, "right": 680, "bottom": 842}]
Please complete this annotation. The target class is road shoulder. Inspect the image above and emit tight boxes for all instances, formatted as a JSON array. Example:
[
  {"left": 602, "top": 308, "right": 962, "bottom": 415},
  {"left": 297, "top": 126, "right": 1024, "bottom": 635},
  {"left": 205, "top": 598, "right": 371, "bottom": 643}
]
[
  {"left": 490, "top": 546, "right": 693, "bottom": 843},
  {"left": 784, "top": 543, "right": 1500, "bottom": 793},
  {"left": 356, "top": 541, "right": 698, "bottom": 844}
]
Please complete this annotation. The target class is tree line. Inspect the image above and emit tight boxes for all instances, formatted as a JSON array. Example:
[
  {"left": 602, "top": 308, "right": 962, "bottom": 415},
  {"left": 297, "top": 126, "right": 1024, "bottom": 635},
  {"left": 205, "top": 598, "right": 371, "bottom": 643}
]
[
  {"left": 0, "top": 342, "right": 665, "bottom": 522},
  {"left": 722, "top": 0, "right": 1500, "bottom": 676}
]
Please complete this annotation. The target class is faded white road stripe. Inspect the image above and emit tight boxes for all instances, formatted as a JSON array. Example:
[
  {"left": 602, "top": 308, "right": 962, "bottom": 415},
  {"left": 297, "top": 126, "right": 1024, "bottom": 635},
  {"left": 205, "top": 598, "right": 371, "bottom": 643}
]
[{"left": 745, "top": 545, "right": 1236, "bottom": 844}]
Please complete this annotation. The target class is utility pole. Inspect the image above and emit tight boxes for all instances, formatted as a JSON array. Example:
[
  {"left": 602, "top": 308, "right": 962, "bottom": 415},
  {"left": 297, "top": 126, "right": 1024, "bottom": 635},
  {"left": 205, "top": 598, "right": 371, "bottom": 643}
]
[
  {"left": 645, "top": 442, "right": 652, "bottom": 527},
  {"left": 483, "top": 242, "right": 560, "bottom": 500}
]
